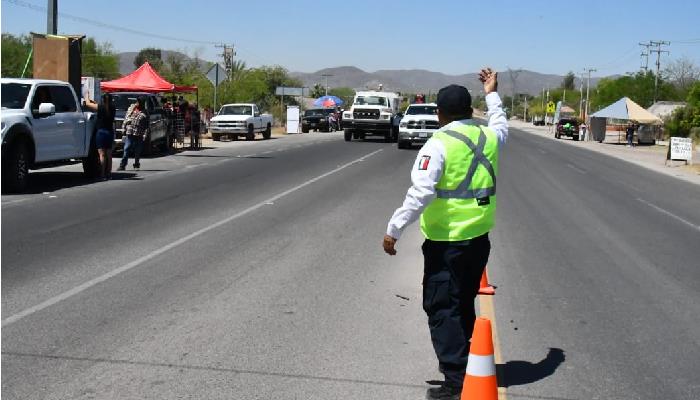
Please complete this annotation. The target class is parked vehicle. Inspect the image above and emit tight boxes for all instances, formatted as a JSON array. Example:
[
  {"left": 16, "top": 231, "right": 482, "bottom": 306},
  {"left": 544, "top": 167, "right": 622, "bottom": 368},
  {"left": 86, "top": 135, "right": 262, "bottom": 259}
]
[
  {"left": 110, "top": 92, "right": 169, "bottom": 154},
  {"left": 397, "top": 103, "right": 439, "bottom": 149},
  {"left": 532, "top": 116, "right": 545, "bottom": 126},
  {"left": 209, "top": 103, "right": 273, "bottom": 141},
  {"left": 555, "top": 118, "right": 580, "bottom": 140},
  {"left": 341, "top": 90, "right": 401, "bottom": 142},
  {"left": 302, "top": 108, "right": 336, "bottom": 133},
  {"left": 1, "top": 78, "right": 99, "bottom": 192}
]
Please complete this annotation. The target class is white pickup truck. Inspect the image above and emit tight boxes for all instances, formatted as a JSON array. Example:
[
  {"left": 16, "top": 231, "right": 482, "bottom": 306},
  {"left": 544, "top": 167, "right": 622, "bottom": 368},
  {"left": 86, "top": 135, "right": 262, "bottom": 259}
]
[
  {"left": 341, "top": 90, "right": 402, "bottom": 142},
  {"left": 1, "top": 78, "right": 99, "bottom": 192},
  {"left": 397, "top": 103, "right": 440, "bottom": 149},
  {"left": 209, "top": 103, "right": 273, "bottom": 141}
]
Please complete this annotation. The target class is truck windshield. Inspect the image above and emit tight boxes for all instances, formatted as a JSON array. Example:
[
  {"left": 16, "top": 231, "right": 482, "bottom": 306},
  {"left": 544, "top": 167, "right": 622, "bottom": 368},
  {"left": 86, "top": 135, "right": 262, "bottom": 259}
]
[
  {"left": 1, "top": 83, "right": 32, "bottom": 109},
  {"left": 111, "top": 94, "right": 140, "bottom": 111},
  {"left": 406, "top": 106, "right": 437, "bottom": 115},
  {"left": 219, "top": 105, "right": 252, "bottom": 115},
  {"left": 304, "top": 110, "right": 325, "bottom": 117},
  {"left": 355, "top": 96, "right": 387, "bottom": 106}
]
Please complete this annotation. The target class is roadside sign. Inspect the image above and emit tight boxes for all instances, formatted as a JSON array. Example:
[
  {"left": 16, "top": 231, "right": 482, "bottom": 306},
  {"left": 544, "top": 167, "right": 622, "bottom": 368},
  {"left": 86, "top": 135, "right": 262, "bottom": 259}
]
[
  {"left": 276, "top": 87, "right": 309, "bottom": 96},
  {"left": 669, "top": 137, "right": 693, "bottom": 163},
  {"left": 546, "top": 101, "right": 556, "bottom": 113},
  {"left": 206, "top": 64, "right": 227, "bottom": 87}
]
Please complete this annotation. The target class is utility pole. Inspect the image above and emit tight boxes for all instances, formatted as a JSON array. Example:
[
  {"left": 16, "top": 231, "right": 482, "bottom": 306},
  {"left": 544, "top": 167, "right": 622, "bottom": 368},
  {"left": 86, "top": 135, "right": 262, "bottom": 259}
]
[
  {"left": 584, "top": 67, "right": 597, "bottom": 121},
  {"left": 215, "top": 43, "right": 236, "bottom": 78},
  {"left": 47, "top": 0, "right": 57, "bottom": 34},
  {"left": 523, "top": 95, "right": 528, "bottom": 121},
  {"left": 649, "top": 40, "right": 670, "bottom": 103},
  {"left": 639, "top": 41, "right": 651, "bottom": 73},
  {"left": 321, "top": 73, "right": 333, "bottom": 96},
  {"left": 579, "top": 72, "right": 584, "bottom": 119},
  {"left": 507, "top": 67, "right": 521, "bottom": 117}
]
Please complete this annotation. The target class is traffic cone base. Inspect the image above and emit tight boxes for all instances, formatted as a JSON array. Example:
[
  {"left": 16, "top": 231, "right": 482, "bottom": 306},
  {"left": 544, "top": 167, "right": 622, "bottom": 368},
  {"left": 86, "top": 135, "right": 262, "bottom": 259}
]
[
  {"left": 478, "top": 269, "right": 496, "bottom": 295},
  {"left": 461, "top": 317, "right": 498, "bottom": 400}
]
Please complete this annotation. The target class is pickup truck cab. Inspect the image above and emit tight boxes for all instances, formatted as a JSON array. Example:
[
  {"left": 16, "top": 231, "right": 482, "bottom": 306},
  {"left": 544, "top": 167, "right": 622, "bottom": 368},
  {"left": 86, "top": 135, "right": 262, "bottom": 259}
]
[
  {"left": 341, "top": 90, "right": 401, "bottom": 142},
  {"left": 209, "top": 103, "right": 273, "bottom": 141},
  {"left": 1, "top": 78, "right": 99, "bottom": 192},
  {"left": 397, "top": 103, "right": 439, "bottom": 149}
]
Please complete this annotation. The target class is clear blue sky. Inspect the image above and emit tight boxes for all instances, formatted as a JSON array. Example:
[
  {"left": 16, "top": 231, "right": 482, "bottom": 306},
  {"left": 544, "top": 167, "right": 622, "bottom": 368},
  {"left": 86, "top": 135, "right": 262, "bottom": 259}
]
[{"left": 2, "top": 0, "right": 699, "bottom": 77}]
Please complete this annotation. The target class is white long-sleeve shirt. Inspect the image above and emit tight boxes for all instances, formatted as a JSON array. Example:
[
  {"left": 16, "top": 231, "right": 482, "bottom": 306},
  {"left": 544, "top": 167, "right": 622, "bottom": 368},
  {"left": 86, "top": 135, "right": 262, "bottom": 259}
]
[{"left": 386, "top": 92, "right": 508, "bottom": 240}]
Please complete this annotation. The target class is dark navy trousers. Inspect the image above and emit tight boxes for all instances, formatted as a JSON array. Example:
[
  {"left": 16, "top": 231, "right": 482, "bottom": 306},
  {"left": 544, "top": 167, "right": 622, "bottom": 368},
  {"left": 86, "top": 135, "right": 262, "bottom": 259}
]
[{"left": 421, "top": 234, "right": 490, "bottom": 387}]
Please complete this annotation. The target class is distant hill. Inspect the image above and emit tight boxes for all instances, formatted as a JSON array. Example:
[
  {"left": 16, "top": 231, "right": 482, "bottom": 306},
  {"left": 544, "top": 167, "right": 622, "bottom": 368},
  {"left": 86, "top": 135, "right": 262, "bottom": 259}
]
[{"left": 291, "top": 66, "right": 603, "bottom": 96}]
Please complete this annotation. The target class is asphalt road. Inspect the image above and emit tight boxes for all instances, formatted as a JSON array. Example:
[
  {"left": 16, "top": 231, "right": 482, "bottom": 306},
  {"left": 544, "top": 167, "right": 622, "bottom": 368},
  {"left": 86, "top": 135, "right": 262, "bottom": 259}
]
[{"left": 2, "top": 127, "right": 699, "bottom": 399}]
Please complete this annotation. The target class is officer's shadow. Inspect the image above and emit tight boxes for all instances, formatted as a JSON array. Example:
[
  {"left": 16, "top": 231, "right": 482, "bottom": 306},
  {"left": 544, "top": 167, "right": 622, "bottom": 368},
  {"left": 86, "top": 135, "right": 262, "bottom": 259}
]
[{"left": 497, "top": 347, "right": 565, "bottom": 387}]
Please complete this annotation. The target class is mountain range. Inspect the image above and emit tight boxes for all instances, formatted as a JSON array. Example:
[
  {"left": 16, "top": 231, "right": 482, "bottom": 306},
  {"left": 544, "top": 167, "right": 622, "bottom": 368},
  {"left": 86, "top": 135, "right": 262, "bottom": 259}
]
[{"left": 117, "top": 53, "right": 601, "bottom": 96}]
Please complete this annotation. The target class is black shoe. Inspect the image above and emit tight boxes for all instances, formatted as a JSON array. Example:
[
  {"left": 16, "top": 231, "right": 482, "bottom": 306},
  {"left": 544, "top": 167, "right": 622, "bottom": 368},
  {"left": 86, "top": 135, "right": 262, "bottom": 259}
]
[
  {"left": 133, "top": 164, "right": 140, "bottom": 170},
  {"left": 426, "top": 385, "right": 461, "bottom": 400},
  {"left": 117, "top": 166, "right": 125, "bottom": 171}
]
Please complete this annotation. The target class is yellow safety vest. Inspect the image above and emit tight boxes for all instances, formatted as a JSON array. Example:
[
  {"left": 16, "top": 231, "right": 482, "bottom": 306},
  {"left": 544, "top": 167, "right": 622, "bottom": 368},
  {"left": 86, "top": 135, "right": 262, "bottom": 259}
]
[{"left": 420, "top": 122, "right": 499, "bottom": 241}]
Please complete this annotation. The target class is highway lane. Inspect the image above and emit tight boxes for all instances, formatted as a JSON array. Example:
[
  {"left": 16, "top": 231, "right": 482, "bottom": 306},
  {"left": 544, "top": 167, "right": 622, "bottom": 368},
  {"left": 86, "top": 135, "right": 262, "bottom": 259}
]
[
  {"left": 491, "top": 127, "right": 700, "bottom": 399},
  {"left": 2, "top": 127, "right": 699, "bottom": 399}
]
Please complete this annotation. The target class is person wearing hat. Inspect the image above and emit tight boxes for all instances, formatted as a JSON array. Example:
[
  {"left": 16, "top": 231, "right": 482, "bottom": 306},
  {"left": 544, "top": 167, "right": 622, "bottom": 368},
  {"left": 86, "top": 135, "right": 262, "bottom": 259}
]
[{"left": 383, "top": 68, "right": 507, "bottom": 399}]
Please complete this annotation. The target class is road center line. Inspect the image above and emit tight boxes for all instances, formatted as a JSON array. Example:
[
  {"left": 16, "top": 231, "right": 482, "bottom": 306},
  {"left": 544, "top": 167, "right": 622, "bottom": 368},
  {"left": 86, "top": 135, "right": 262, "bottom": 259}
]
[
  {"left": 1, "top": 149, "right": 384, "bottom": 327},
  {"left": 636, "top": 198, "right": 700, "bottom": 232}
]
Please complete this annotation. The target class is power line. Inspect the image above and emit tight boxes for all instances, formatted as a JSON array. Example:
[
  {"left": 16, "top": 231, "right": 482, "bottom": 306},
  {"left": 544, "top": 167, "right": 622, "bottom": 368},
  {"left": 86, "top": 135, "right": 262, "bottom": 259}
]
[
  {"left": 4, "top": 0, "right": 220, "bottom": 45},
  {"left": 649, "top": 40, "right": 670, "bottom": 103}
]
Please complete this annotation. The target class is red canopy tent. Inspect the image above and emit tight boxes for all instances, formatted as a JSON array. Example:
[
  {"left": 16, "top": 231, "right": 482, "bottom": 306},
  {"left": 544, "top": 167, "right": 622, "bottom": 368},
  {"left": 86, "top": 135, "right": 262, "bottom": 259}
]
[{"left": 101, "top": 62, "right": 197, "bottom": 93}]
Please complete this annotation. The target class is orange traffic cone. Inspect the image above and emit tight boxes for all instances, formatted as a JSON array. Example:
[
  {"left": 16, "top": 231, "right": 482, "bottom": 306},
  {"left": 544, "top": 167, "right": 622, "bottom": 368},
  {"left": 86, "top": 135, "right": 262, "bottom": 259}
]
[
  {"left": 477, "top": 268, "right": 496, "bottom": 295},
  {"left": 461, "top": 317, "right": 498, "bottom": 400}
]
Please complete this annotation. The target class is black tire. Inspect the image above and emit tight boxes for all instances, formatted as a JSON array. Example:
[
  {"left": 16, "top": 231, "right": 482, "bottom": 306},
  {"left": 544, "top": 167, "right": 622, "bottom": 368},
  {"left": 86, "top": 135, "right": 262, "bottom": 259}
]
[
  {"left": 344, "top": 130, "right": 352, "bottom": 142},
  {"left": 302, "top": 127, "right": 309, "bottom": 133},
  {"left": 398, "top": 140, "right": 409, "bottom": 149},
  {"left": 263, "top": 124, "right": 272, "bottom": 140},
  {"left": 211, "top": 132, "right": 221, "bottom": 141},
  {"left": 384, "top": 131, "right": 392, "bottom": 143},
  {"left": 82, "top": 135, "right": 101, "bottom": 179},
  {"left": 573, "top": 135, "right": 580, "bottom": 141},
  {"left": 142, "top": 132, "right": 153, "bottom": 156},
  {"left": 246, "top": 125, "right": 255, "bottom": 141},
  {"left": 2, "top": 138, "right": 30, "bottom": 193}
]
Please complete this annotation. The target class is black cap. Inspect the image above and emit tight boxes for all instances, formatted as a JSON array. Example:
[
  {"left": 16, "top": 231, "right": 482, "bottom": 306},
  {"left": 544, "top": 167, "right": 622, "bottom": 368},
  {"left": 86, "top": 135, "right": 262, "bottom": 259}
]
[{"left": 436, "top": 84, "right": 472, "bottom": 116}]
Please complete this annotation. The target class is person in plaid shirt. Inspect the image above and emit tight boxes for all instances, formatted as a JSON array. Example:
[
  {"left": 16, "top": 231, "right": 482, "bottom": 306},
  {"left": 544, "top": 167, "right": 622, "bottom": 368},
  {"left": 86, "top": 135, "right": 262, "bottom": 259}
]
[{"left": 118, "top": 97, "right": 149, "bottom": 170}]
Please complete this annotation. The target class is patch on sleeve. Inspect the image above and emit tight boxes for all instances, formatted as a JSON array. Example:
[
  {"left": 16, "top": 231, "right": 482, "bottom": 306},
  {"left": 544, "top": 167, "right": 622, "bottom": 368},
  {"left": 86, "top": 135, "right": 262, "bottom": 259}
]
[{"left": 418, "top": 155, "right": 431, "bottom": 170}]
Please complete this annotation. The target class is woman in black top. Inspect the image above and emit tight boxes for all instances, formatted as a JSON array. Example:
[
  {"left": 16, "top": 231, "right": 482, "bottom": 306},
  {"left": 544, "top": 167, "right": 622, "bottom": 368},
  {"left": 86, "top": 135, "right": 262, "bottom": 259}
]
[{"left": 84, "top": 94, "right": 116, "bottom": 180}]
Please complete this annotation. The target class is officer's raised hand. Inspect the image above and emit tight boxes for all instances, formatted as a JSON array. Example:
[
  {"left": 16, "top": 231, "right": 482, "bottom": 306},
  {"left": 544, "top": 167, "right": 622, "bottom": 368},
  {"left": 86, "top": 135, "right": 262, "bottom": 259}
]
[
  {"left": 479, "top": 67, "right": 498, "bottom": 94},
  {"left": 383, "top": 234, "right": 397, "bottom": 255}
]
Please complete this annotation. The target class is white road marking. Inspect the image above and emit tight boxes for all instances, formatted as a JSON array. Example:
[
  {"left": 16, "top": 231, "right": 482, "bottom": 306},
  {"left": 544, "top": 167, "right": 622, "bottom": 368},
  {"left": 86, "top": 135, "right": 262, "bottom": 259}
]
[
  {"left": 1, "top": 149, "right": 384, "bottom": 327},
  {"left": 637, "top": 198, "right": 700, "bottom": 232},
  {"left": 566, "top": 163, "right": 586, "bottom": 174}
]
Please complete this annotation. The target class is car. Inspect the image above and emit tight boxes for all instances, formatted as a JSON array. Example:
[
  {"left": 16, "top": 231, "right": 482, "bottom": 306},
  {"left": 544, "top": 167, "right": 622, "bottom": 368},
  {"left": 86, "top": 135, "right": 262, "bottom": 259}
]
[
  {"left": 555, "top": 118, "right": 580, "bottom": 140},
  {"left": 532, "top": 116, "right": 545, "bottom": 126},
  {"left": 397, "top": 103, "right": 439, "bottom": 149},
  {"left": 301, "top": 108, "right": 336, "bottom": 133},
  {"left": 1, "top": 78, "right": 99, "bottom": 192}
]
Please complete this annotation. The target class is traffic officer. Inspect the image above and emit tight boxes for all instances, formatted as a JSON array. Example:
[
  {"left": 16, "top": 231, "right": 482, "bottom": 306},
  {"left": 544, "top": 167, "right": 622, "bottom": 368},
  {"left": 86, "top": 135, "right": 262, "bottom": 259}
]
[{"left": 383, "top": 68, "right": 507, "bottom": 400}]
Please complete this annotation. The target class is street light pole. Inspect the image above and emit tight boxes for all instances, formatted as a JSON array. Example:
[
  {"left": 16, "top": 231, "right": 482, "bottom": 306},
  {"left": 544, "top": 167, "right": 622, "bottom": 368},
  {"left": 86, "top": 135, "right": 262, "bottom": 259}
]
[
  {"left": 584, "top": 67, "right": 597, "bottom": 121},
  {"left": 47, "top": 0, "right": 57, "bottom": 34},
  {"left": 321, "top": 74, "right": 333, "bottom": 96}
]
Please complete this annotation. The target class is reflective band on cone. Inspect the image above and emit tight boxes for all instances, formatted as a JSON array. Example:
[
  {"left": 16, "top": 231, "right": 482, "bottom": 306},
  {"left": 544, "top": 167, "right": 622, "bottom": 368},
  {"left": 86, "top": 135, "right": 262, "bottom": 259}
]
[{"left": 461, "top": 317, "right": 498, "bottom": 400}]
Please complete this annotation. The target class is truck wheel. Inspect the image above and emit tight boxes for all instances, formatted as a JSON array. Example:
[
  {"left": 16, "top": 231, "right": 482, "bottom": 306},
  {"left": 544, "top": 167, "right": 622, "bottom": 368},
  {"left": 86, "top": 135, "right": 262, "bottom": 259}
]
[
  {"left": 211, "top": 132, "right": 221, "bottom": 141},
  {"left": 246, "top": 125, "right": 255, "bottom": 141},
  {"left": 344, "top": 130, "right": 352, "bottom": 142},
  {"left": 82, "top": 137, "right": 101, "bottom": 179},
  {"left": 2, "top": 139, "right": 30, "bottom": 193},
  {"left": 573, "top": 135, "right": 580, "bottom": 141},
  {"left": 384, "top": 131, "right": 392, "bottom": 143},
  {"left": 142, "top": 133, "right": 153, "bottom": 156},
  {"left": 397, "top": 140, "right": 407, "bottom": 149},
  {"left": 302, "top": 127, "right": 309, "bottom": 133},
  {"left": 263, "top": 124, "right": 272, "bottom": 140}
]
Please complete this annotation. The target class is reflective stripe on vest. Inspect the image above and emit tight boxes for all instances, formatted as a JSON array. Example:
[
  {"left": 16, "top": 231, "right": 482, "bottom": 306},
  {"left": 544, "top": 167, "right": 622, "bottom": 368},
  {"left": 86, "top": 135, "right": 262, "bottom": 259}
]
[{"left": 436, "top": 127, "right": 496, "bottom": 199}]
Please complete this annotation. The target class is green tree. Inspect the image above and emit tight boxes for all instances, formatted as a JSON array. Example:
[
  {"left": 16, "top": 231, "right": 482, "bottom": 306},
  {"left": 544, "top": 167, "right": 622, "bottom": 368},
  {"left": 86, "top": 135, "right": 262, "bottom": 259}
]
[
  {"left": 81, "top": 37, "right": 120, "bottom": 79},
  {"left": 1, "top": 33, "right": 33, "bottom": 78},
  {"left": 134, "top": 47, "right": 164, "bottom": 71},
  {"left": 328, "top": 87, "right": 355, "bottom": 107},
  {"left": 310, "top": 84, "right": 325, "bottom": 98},
  {"left": 561, "top": 71, "right": 576, "bottom": 91}
]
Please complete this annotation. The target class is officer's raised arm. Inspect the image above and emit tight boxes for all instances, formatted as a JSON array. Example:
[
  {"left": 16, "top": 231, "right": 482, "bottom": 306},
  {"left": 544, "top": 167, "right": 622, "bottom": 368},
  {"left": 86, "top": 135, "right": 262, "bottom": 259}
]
[{"left": 479, "top": 68, "right": 508, "bottom": 144}]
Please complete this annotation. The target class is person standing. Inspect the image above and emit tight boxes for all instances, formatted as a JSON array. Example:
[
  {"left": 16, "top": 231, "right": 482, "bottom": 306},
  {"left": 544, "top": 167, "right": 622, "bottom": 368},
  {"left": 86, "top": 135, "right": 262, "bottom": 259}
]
[
  {"left": 580, "top": 122, "right": 587, "bottom": 141},
  {"left": 118, "top": 96, "right": 148, "bottom": 170},
  {"left": 383, "top": 68, "right": 507, "bottom": 400},
  {"left": 84, "top": 94, "right": 116, "bottom": 180},
  {"left": 626, "top": 124, "right": 635, "bottom": 147}
]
